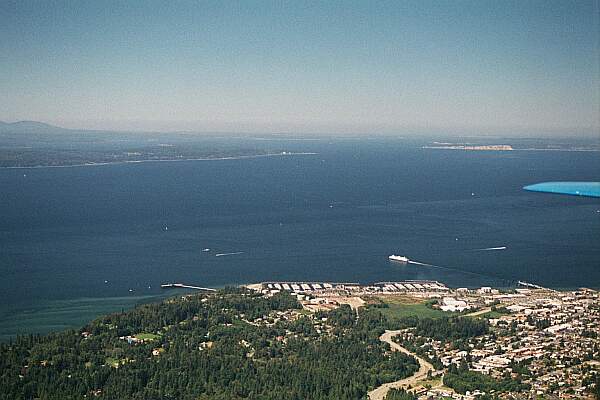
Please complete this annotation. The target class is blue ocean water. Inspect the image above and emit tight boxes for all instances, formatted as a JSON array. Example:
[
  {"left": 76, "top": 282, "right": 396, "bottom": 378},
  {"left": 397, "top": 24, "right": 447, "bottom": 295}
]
[{"left": 1, "top": 138, "right": 599, "bottom": 338}]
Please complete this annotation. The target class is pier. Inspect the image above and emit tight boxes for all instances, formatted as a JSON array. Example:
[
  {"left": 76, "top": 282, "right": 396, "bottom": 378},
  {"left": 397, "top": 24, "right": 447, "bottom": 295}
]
[
  {"left": 518, "top": 280, "right": 545, "bottom": 290},
  {"left": 160, "top": 283, "right": 216, "bottom": 292}
]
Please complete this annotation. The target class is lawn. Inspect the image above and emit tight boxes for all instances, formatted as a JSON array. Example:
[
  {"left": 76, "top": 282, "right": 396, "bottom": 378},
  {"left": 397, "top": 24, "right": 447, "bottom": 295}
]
[
  {"left": 373, "top": 296, "right": 450, "bottom": 320},
  {"left": 134, "top": 332, "right": 160, "bottom": 341},
  {"left": 417, "top": 376, "right": 442, "bottom": 388},
  {"left": 475, "top": 310, "right": 505, "bottom": 319},
  {"left": 105, "top": 357, "right": 121, "bottom": 368}
]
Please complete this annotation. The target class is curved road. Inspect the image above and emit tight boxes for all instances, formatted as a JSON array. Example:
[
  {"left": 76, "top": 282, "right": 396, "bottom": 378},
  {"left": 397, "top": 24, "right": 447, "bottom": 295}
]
[{"left": 368, "top": 330, "right": 434, "bottom": 400}]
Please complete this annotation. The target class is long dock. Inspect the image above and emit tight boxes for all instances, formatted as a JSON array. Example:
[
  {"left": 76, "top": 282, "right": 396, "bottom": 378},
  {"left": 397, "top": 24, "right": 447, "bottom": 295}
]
[
  {"left": 160, "top": 283, "right": 216, "bottom": 292},
  {"left": 518, "top": 280, "right": 545, "bottom": 290}
]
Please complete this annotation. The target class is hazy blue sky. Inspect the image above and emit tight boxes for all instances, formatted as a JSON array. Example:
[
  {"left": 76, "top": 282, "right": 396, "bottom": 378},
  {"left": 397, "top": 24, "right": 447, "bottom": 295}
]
[{"left": 1, "top": 0, "right": 598, "bottom": 135}]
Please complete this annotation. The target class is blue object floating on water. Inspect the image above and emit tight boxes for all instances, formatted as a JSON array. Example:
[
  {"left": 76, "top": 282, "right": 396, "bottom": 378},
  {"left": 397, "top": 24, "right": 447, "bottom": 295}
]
[{"left": 523, "top": 182, "right": 600, "bottom": 198}]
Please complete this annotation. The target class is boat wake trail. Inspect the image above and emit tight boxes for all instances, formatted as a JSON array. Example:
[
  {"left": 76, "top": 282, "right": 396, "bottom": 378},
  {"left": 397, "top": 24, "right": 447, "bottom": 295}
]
[
  {"left": 473, "top": 246, "right": 507, "bottom": 251},
  {"left": 408, "top": 259, "right": 512, "bottom": 284},
  {"left": 407, "top": 260, "right": 434, "bottom": 267},
  {"left": 215, "top": 251, "right": 244, "bottom": 257}
]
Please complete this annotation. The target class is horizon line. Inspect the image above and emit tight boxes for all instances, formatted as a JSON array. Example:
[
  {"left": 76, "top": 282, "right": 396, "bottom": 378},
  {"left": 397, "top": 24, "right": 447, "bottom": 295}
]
[{"left": 1, "top": 119, "right": 599, "bottom": 138}]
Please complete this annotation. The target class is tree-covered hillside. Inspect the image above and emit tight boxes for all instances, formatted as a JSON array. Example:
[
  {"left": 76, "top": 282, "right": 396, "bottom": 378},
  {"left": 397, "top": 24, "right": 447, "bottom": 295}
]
[{"left": 0, "top": 289, "right": 418, "bottom": 400}]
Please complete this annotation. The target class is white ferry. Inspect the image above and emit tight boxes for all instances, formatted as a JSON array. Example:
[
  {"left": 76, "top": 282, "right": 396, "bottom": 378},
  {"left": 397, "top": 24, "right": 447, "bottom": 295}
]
[{"left": 388, "top": 255, "right": 409, "bottom": 263}]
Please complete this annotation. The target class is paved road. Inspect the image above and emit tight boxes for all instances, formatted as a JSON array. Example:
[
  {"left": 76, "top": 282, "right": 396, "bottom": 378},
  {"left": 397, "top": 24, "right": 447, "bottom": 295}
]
[
  {"left": 465, "top": 307, "right": 492, "bottom": 317},
  {"left": 368, "top": 330, "right": 434, "bottom": 400}
]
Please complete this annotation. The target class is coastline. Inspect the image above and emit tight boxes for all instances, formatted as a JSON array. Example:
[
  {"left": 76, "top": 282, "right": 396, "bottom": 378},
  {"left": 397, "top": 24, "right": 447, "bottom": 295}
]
[
  {"left": 0, "top": 292, "right": 180, "bottom": 342},
  {"left": 2, "top": 281, "right": 597, "bottom": 341},
  {"left": 0, "top": 151, "right": 319, "bottom": 170},
  {"left": 423, "top": 146, "right": 600, "bottom": 152}
]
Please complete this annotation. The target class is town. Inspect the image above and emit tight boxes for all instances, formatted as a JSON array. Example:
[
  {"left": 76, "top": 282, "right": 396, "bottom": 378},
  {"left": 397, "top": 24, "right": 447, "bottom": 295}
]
[{"left": 249, "top": 280, "right": 600, "bottom": 399}]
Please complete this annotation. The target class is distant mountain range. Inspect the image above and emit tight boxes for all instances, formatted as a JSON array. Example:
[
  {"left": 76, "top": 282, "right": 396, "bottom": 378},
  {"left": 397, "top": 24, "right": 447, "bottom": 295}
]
[{"left": 0, "top": 120, "right": 71, "bottom": 134}]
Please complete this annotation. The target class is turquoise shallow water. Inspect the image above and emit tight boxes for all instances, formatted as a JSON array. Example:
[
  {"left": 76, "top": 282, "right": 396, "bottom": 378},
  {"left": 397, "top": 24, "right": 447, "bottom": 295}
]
[
  {"left": 0, "top": 295, "right": 167, "bottom": 341},
  {"left": 1, "top": 138, "right": 599, "bottom": 338},
  {"left": 524, "top": 181, "right": 600, "bottom": 198}
]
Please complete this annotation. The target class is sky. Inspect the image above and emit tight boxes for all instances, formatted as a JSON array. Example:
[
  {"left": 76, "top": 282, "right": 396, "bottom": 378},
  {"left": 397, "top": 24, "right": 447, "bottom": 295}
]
[{"left": 1, "top": 0, "right": 599, "bottom": 135}]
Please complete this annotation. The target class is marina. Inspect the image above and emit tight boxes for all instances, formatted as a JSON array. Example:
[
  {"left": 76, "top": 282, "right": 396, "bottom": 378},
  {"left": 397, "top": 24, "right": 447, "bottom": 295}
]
[{"left": 254, "top": 280, "right": 449, "bottom": 295}]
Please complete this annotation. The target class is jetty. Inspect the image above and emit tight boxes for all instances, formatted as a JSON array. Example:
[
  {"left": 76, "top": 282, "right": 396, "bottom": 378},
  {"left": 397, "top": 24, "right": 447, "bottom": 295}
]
[
  {"left": 517, "top": 280, "right": 545, "bottom": 290},
  {"left": 160, "top": 283, "right": 216, "bottom": 292}
]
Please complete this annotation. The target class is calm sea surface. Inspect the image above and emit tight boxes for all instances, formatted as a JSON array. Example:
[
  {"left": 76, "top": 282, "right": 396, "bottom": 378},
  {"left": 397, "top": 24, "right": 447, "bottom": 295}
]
[{"left": 1, "top": 138, "right": 599, "bottom": 339}]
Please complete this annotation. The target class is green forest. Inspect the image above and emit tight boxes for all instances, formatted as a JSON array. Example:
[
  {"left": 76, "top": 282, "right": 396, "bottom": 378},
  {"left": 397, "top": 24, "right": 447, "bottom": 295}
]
[
  {"left": 0, "top": 288, "right": 546, "bottom": 399},
  {"left": 0, "top": 289, "right": 419, "bottom": 400},
  {"left": 444, "top": 362, "right": 530, "bottom": 394}
]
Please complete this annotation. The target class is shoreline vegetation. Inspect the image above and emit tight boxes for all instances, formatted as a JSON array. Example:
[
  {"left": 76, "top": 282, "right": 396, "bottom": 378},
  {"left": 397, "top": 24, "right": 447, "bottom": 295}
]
[{"left": 2, "top": 283, "right": 594, "bottom": 341}]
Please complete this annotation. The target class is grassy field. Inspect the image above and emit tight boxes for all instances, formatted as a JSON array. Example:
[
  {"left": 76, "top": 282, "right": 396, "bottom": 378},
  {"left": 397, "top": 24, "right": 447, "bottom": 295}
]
[
  {"left": 416, "top": 376, "right": 442, "bottom": 389},
  {"left": 474, "top": 310, "right": 506, "bottom": 319},
  {"left": 105, "top": 357, "right": 121, "bottom": 368},
  {"left": 372, "top": 296, "right": 450, "bottom": 320},
  {"left": 134, "top": 333, "right": 160, "bottom": 340}
]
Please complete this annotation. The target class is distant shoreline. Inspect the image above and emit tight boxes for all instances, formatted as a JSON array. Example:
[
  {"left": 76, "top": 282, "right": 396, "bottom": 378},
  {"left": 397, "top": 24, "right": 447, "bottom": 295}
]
[
  {"left": 423, "top": 146, "right": 600, "bottom": 152},
  {"left": 0, "top": 151, "right": 319, "bottom": 170}
]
